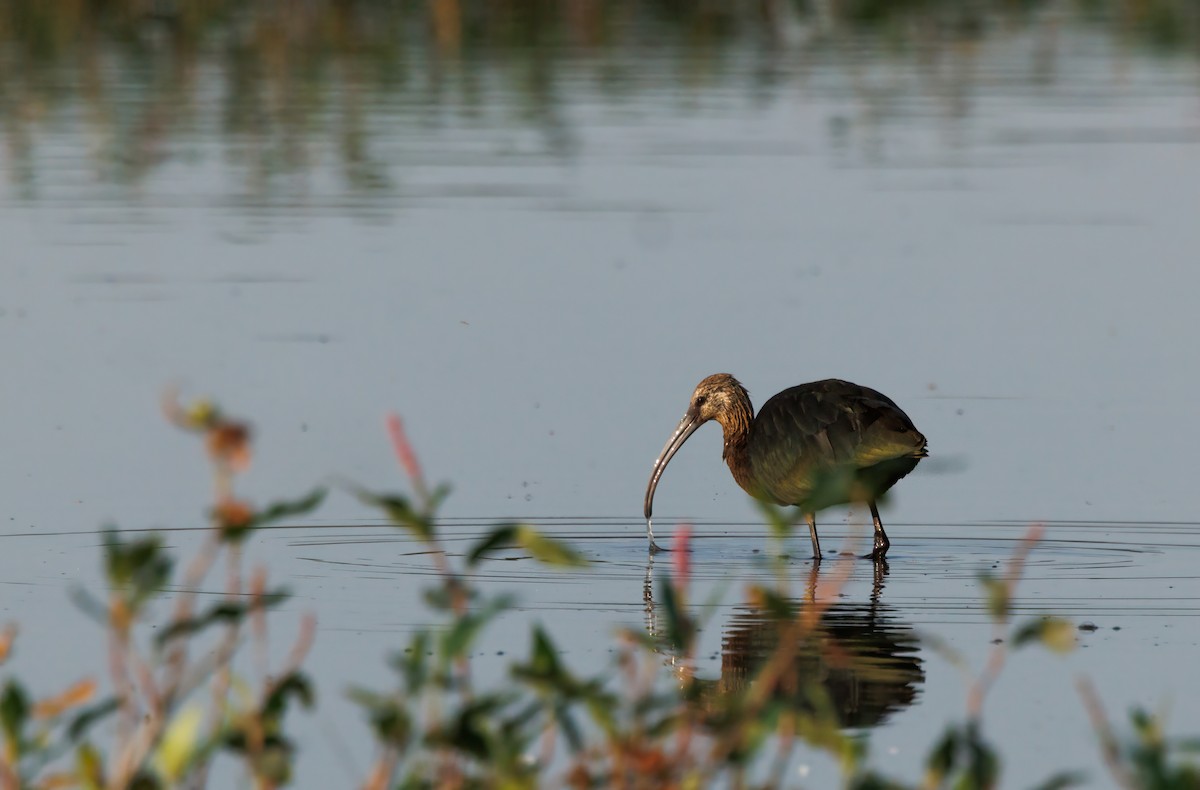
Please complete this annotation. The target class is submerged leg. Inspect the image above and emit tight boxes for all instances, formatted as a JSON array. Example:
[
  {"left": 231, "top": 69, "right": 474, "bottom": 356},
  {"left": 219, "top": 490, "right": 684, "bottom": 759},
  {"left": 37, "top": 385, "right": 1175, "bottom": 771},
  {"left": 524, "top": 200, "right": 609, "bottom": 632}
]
[
  {"left": 805, "top": 512, "right": 822, "bottom": 560},
  {"left": 867, "top": 500, "right": 890, "bottom": 560}
]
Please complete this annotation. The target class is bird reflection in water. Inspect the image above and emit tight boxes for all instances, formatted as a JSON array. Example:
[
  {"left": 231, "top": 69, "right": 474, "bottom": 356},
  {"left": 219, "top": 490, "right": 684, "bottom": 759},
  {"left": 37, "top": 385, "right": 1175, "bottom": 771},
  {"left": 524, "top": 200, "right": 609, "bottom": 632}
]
[{"left": 644, "top": 559, "right": 924, "bottom": 730}]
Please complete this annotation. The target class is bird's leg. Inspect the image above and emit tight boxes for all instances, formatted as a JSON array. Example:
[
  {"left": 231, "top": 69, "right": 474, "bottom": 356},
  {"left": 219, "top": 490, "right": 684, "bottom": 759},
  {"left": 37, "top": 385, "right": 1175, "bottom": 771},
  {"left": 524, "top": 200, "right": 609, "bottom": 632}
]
[
  {"left": 805, "top": 512, "right": 822, "bottom": 561},
  {"left": 865, "top": 500, "right": 890, "bottom": 560}
]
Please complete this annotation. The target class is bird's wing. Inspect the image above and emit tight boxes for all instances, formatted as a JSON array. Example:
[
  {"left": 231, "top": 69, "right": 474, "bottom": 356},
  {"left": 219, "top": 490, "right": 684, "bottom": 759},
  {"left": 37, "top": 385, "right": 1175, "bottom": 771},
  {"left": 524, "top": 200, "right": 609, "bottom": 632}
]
[{"left": 748, "top": 380, "right": 926, "bottom": 505}]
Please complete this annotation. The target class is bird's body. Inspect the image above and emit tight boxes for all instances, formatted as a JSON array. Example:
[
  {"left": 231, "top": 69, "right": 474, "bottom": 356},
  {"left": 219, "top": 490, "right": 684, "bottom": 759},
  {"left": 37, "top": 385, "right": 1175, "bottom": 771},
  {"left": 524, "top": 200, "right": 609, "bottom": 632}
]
[{"left": 644, "top": 374, "right": 927, "bottom": 560}]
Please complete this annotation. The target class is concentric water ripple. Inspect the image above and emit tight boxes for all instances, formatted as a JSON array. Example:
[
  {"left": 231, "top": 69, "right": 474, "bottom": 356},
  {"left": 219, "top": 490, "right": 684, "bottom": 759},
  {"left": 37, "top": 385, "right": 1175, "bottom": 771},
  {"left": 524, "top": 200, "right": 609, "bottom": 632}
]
[{"left": 281, "top": 517, "right": 1200, "bottom": 626}]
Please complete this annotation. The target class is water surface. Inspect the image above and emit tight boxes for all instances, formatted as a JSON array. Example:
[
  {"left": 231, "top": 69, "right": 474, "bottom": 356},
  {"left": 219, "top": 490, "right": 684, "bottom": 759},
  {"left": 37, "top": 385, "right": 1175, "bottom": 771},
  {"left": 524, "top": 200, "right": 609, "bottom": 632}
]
[{"left": 2, "top": 3, "right": 1199, "bottom": 786}]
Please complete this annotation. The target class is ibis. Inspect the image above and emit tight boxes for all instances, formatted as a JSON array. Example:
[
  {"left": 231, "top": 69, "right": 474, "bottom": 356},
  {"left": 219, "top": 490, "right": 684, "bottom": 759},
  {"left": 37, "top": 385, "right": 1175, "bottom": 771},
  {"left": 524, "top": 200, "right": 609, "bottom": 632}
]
[{"left": 644, "top": 374, "right": 927, "bottom": 560}]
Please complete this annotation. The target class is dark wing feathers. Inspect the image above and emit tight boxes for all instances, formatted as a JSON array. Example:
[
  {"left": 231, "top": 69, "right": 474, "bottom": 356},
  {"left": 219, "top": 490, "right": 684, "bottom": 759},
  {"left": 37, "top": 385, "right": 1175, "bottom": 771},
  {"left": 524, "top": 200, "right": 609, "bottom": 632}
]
[{"left": 747, "top": 379, "right": 926, "bottom": 506}]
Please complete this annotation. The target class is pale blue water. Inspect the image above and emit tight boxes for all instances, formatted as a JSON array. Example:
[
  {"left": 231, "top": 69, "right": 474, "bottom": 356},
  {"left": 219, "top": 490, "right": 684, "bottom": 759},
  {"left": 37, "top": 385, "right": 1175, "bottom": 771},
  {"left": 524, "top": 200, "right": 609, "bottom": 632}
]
[{"left": 1, "top": 7, "right": 1199, "bottom": 787}]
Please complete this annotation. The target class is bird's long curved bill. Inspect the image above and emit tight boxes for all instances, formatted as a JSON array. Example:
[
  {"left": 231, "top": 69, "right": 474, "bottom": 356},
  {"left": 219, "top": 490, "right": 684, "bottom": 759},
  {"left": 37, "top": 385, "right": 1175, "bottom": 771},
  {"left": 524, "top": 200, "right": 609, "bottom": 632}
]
[{"left": 644, "top": 411, "right": 702, "bottom": 520}]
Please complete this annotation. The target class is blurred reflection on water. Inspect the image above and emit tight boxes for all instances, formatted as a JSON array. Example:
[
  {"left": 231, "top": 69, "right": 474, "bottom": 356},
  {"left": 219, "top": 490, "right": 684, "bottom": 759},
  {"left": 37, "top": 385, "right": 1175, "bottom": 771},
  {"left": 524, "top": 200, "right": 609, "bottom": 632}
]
[
  {"left": 719, "top": 569, "right": 922, "bottom": 730},
  {"left": 645, "top": 560, "right": 923, "bottom": 731},
  {"left": 2, "top": 1, "right": 1197, "bottom": 214}
]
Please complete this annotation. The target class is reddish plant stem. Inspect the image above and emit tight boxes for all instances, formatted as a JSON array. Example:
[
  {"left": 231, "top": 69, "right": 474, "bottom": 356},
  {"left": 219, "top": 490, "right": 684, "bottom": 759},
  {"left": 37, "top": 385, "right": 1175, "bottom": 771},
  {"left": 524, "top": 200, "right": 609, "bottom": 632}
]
[
  {"left": 210, "top": 541, "right": 243, "bottom": 712},
  {"left": 1077, "top": 676, "right": 1137, "bottom": 790},
  {"left": 387, "top": 414, "right": 427, "bottom": 505},
  {"left": 0, "top": 760, "right": 17, "bottom": 790},
  {"left": 362, "top": 748, "right": 398, "bottom": 790},
  {"left": 162, "top": 532, "right": 221, "bottom": 704},
  {"left": 251, "top": 565, "right": 269, "bottom": 684},
  {"left": 106, "top": 611, "right": 136, "bottom": 754},
  {"left": 967, "top": 524, "right": 1044, "bottom": 720}
]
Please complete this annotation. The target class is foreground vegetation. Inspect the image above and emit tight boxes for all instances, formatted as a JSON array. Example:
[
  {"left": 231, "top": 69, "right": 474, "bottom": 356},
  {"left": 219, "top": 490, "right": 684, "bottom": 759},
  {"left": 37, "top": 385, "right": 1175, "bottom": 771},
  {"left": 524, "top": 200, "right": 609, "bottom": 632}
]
[{"left": 0, "top": 396, "right": 1195, "bottom": 789}]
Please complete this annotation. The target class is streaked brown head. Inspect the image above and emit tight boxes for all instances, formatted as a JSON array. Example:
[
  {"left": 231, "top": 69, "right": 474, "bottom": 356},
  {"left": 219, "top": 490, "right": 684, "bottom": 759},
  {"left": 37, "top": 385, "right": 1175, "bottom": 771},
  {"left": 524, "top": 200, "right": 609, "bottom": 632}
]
[{"left": 643, "top": 373, "right": 750, "bottom": 521}]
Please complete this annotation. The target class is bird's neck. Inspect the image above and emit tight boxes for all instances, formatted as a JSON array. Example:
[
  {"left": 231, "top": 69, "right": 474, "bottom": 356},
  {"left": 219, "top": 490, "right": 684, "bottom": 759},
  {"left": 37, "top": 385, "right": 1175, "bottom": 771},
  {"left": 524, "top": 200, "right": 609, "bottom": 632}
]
[{"left": 717, "top": 398, "right": 757, "bottom": 496}]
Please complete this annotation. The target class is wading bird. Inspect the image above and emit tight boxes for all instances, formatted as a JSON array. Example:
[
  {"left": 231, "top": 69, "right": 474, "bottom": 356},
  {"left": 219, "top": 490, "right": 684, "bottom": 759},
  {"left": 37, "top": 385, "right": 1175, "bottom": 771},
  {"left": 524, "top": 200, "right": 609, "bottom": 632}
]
[{"left": 643, "top": 374, "right": 927, "bottom": 560}]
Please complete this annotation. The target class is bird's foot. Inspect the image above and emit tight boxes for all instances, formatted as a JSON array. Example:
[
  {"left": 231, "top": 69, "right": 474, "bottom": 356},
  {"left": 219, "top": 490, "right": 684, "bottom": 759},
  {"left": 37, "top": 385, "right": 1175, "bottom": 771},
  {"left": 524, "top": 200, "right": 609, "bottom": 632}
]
[
  {"left": 648, "top": 540, "right": 670, "bottom": 554},
  {"left": 860, "top": 548, "right": 889, "bottom": 561}
]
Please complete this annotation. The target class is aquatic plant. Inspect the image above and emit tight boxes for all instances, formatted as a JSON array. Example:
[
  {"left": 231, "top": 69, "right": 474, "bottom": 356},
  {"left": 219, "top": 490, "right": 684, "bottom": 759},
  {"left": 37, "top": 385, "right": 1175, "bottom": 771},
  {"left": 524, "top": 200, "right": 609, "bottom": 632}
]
[{"left": 0, "top": 394, "right": 327, "bottom": 789}]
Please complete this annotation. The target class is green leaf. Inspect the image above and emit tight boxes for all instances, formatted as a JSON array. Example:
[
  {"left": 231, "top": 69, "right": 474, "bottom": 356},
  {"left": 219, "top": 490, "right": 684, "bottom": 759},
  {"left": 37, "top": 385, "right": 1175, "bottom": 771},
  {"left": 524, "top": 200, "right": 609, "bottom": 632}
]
[
  {"left": 657, "top": 575, "right": 694, "bottom": 652},
  {"left": 978, "top": 571, "right": 1009, "bottom": 620},
  {"left": 104, "top": 528, "right": 173, "bottom": 610},
  {"left": 555, "top": 703, "right": 583, "bottom": 753},
  {"left": 518, "top": 626, "right": 564, "bottom": 685},
  {"left": 1031, "top": 772, "right": 1088, "bottom": 790},
  {"left": 439, "top": 595, "right": 515, "bottom": 661},
  {"left": 583, "top": 693, "right": 618, "bottom": 737},
  {"left": 352, "top": 488, "right": 435, "bottom": 542},
  {"left": 390, "top": 631, "right": 430, "bottom": 694},
  {"left": 925, "top": 725, "right": 960, "bottom": 781},
  {"left": 0, "top": 681, "right": 29, "bottom": 750},
  {"left": 347, "top": 688, "right": 411, "bottom": 748},
  {"left": 530, "top": 627, "right": 560, "bottom": 677},
  {"left": 155, "top": 590, "right": 290, "bottom": 646},
  {"left": 127, "top": 771, "right": 163, "bottom": 790},
  {"left": 76, "top": 742, "right": 105, "bottom": 787},
  {"left": 263, "top": 672, "right": 315, "bottom": 725},
  {"left": 506, "top": 698, "right": 545, "bottom": 737},
  {"left": 512, "top": 631, "right": 606, "bottom": 704},
  {"left": 962, "top": 721, "right": 1000, "bottom": 789},
  {"left": 67, "top": 697, "right": 120, "bottom": 741},
  {"left": 849, "top": 773, "right": 910, "bottom": 790},
  {"left": 427, "top": 695, "right": 513, "bottom": 760},
  {"left": 223, "top": 488, "right": 327, "bottom": 543},
  {"left": 1130, "top": 707, "right": 1154, "bottom": 736},
  {"left": 67, "top": 585, "right": 109, "bottom": 623},
  {"left": 515, "top": 526, "right": 588, "bottom": 568},
  {"left": 466, "top": 525, "right": 519, "bottom": 567},
  {"left": 155, "top": 705, "right": 205, "bottom": 782},
  {"left": 427, "top": 483, "right": 453, "bottom": 511},
  {"left": 1012, "top": 617, "right": 1076, "bottom": 654},
  {"left": 250, "top": 741, "right": 293, "bottom": 785}
]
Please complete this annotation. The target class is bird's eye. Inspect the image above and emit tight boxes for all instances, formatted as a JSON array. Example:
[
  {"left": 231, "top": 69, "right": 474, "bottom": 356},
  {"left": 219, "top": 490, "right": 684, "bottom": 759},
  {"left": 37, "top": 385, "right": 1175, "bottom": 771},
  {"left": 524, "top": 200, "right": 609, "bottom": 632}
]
[{"left": 695, "top": 395, "right": 708, "bottom": 407}]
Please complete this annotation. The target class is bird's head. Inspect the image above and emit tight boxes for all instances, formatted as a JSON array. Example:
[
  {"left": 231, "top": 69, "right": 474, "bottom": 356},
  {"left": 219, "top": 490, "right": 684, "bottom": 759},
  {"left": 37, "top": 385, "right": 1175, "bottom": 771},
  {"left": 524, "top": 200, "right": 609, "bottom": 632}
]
[
  {"left": 644, "top": 373, "right": 750, "bottom": 520},
  {"left": 686, "top": 373, "right": 750, "bottom": 425}
]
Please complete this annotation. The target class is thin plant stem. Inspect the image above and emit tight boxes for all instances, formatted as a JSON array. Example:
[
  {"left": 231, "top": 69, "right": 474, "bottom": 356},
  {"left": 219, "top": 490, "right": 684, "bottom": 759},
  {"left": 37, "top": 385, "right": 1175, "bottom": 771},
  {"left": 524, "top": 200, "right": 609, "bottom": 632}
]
[
  {"left": 362, "top": 748, "right": 398, "bottom": 790},
  {"left": 106, "top": 610, "right": 136, "bottom": 756},
  {"left": 967, "top": 524, "right": 1044, "bottom": 720},
  {"left": 1078, "top": 676, "right": 1137, "bottom": 790},
  {"left": 251, "top": 566, "right": 269, "bottom": 685}
]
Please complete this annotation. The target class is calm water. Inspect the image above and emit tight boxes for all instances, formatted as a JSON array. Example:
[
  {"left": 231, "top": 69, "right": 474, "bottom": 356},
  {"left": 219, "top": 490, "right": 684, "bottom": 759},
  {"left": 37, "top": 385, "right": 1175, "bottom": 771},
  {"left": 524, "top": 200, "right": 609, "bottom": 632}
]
[{"left": 1, "top": 3, "right": 1199, "bottom": 786}]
